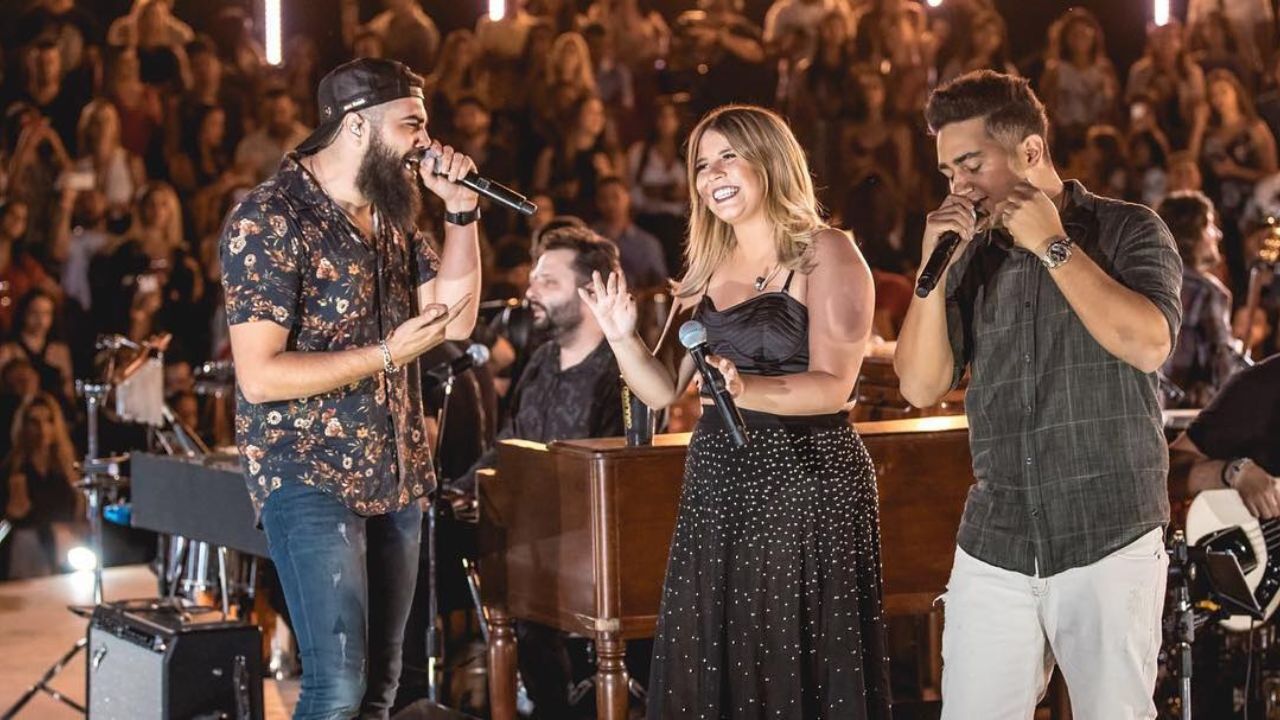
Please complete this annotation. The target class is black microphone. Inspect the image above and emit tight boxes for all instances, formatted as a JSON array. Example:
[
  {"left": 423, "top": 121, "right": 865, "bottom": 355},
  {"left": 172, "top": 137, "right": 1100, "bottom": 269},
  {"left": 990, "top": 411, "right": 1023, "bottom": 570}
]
[
  {"left": 426, "top": 343, "right": 491, "bottom": 382},
  {"left": 418, "top": 149, "right": 537, "bottom": 216},
  {"left": 679, "top": 320, "right": 748, "bottom": 447},
  {"left": 915, "top": 232, "right": 962, "bottom": 298},
  {"left": 915, "top": 206, "right": 987, "bottom": 298}
]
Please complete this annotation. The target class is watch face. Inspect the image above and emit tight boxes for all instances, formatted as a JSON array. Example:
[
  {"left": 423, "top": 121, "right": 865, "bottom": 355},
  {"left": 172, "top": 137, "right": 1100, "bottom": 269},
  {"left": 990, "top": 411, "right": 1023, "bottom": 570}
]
[{"left": 1047, "top": 240, "right": 1071, "bottom": 264}]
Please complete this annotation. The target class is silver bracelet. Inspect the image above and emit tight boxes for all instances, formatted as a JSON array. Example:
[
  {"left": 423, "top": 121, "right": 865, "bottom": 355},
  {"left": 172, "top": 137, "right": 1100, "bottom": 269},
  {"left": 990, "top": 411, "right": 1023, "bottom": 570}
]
[{"left": 379, "top": 339, "right": 397, "bottom": 374}]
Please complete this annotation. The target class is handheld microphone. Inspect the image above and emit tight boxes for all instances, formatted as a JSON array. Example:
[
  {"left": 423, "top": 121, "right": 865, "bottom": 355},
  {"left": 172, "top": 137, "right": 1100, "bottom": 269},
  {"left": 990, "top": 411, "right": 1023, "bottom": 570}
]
[
  {"left": 679, "top": 320, "right": 749, "bottom": 447},
  {"left": 426, "top": 343, "right": 491, "bottom": 382},
  {"left": 915, "top": 205, "right": 988, "bottom": 298},
  {"left": 96, "top": 334, "right": 140, "bottom": 351},
  {"left": 417, "top": 149, "right": 537, "bottom": 216}
]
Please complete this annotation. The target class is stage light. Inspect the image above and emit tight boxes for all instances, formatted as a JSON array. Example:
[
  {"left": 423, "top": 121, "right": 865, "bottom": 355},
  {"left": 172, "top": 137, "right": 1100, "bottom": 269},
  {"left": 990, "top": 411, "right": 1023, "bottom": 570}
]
[
  {"left": 67, "top": 546, "right": 97, "bottom": 572},
  {"left": 489, "top": 0, "right": 505, "bottom": 22},
  {"left": 926, "top": 0, "right": 943, "bottom": 7},
  {"left": 266, "top": 0, "right": 283, "bottom": 66},
  {"left": 1154, "top": 0, "right": 1170, "bottom": 26}
]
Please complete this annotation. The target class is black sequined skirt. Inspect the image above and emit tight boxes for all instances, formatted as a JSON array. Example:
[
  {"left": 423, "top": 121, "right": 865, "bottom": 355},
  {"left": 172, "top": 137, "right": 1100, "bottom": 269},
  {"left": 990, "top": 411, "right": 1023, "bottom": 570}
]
[{"left": 647, "top": 409, "right": 892, "bottom": 720}]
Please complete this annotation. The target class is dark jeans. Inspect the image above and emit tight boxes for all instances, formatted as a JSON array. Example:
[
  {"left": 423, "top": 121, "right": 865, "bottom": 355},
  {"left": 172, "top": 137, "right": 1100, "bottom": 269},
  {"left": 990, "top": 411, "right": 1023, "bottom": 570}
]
[{"left": 262, "top": 481, "right": 423, "bottom": 720}]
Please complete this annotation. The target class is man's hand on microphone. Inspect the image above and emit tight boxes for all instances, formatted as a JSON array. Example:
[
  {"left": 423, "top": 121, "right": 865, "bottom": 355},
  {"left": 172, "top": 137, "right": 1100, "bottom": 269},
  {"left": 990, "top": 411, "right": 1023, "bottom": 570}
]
[
  {"left": 705, "top": 355, "right": 745, "bottom": 398},
  {"left": 418, "top": 140, "right": 480, "bottom": 212},
  {"left": 920, "top": 193, "right": 979, "bottom": 279},
  {"left": 993, "top": 181, "right": 1065, "bottom": 258}
]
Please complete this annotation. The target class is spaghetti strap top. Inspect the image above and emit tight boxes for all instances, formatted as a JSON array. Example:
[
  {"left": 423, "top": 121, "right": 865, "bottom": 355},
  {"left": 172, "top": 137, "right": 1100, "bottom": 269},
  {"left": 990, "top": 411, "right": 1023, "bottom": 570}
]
[{"left": 694, "top": 270, "right": 809, "bottom": 382}]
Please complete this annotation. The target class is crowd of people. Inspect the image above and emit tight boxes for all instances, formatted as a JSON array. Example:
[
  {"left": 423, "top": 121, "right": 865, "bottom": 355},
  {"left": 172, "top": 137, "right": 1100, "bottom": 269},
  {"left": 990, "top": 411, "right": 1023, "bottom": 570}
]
[{"left": 0, "top": 0, "right": 1272, "bottom": 574}]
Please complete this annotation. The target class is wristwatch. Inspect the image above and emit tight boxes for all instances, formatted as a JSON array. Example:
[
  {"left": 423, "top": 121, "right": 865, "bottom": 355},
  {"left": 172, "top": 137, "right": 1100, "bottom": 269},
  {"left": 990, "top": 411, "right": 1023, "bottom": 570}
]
[
  {"left": 444, "top": 205, "right": 481, "bottom": 226},
  {"left": 1040, "top": 235, "right": 1074, "bottom": 270},
  {"left": 1223, "top": 457, "right": 1251, "bottom": 488}
]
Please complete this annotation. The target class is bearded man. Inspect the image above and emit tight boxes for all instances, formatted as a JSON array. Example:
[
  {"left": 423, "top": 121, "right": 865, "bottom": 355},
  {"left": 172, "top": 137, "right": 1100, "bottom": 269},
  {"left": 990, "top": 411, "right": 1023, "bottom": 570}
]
[
  {"left": 454, "top": 224, "right": 626, "bottom": 718},
  {"left": 219, "top": 58, "right": 481, "bottom": 719}
]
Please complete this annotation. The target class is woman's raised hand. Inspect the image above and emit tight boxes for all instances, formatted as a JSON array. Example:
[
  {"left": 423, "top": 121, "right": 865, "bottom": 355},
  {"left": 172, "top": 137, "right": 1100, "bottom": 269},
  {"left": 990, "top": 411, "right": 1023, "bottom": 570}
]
[{"left": 578, "top": 270, "right": 637, "bottom": 342}]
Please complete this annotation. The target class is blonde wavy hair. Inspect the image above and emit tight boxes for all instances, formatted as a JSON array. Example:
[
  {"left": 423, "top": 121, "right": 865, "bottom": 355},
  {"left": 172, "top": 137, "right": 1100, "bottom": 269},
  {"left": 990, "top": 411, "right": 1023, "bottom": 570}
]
[
  {"left": 545, "top": 32, "right": 597, "bottom": 94},
  {"left": 678, "top": 105, "right": 826, "bottom": 298},
  {"left": 137, "top": 181, "right": 185, "bottom": 251},
  {"left": 7, "top": 392, "right": 78, "bottom": 485}
]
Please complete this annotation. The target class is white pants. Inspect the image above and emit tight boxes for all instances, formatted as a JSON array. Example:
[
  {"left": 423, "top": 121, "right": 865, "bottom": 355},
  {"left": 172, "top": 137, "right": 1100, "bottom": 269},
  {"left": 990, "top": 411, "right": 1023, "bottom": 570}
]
[{"left": 939, "top": 527, "right": 1168, "bottom": 720}]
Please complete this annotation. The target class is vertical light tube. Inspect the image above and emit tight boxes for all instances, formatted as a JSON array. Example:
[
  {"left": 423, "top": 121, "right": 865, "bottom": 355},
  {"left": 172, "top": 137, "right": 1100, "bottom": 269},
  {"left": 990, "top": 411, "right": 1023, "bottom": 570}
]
[
  {"left": 489, "top": 0, "right": 505, "bottom": 22},
  {"left": 266, "top": 0, "right": 283, "bottom": 66},
  {"left": 1154, "top": 0, "right": 1170, "bottom": 27}
]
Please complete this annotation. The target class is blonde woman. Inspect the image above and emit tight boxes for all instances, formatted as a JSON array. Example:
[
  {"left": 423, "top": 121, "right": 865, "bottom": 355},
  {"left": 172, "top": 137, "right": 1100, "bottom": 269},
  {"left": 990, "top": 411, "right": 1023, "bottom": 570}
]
[
  {"left": 73, "top": 99, "right": 147, "bottom": 221},
  {"left": 423, "top": 30, "right": 491, "bottom": 136},
  {"left": 534, "top": 32, "right": 598, "bottom": 138},
  {"left": 580, "top": 104, "right": 890, "bottom": 718},
  {"left": 3, "top": 393, "right": 80, "bottom": 578},
  {"left": 98, "top": 183, "right": 203, "bottom": 353}
]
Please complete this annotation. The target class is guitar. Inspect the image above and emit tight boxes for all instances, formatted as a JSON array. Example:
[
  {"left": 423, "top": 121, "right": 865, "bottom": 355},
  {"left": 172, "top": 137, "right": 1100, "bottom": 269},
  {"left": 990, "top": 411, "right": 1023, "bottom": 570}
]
[{"left": 1185, "top": 488, "right": 1280, "bottom": 631}]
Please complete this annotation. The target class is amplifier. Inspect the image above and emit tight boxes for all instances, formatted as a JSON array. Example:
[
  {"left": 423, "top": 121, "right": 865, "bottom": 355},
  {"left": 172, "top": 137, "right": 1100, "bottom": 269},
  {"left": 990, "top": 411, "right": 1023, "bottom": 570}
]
[{"left": 87, "top": 600, "right": 263, "bottom": 720}]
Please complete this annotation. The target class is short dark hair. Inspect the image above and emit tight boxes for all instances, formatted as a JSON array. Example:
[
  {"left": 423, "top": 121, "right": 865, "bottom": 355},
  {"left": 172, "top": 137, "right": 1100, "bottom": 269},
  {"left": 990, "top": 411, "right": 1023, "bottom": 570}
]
[
  {"left": 534, "top": 226, "right": 620, "bottom": 285},
  {"left": 925, "top": 70, "right": 1049, "bottom": 152},
  {"left": 1157, "top": 190, "right": 1215, "bottom": 265},
  {"left": 9, "top": 288, "right": 58, "bottom": 343},
  {"left": 531, "top": 214, "right": 586, "bottom": 248},
  {"left": 596, "top": 175, "right": 627, "bottom": 193}
]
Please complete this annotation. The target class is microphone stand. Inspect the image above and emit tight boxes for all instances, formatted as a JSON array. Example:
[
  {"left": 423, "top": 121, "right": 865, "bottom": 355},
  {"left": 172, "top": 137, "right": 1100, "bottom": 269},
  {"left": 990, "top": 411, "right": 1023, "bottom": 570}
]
[
  {"left": 426, "top": 373, "right": 456, "bottom": 704},
  {"left": 1168, "top": 531, "right": 1194, "bottom": 720}
]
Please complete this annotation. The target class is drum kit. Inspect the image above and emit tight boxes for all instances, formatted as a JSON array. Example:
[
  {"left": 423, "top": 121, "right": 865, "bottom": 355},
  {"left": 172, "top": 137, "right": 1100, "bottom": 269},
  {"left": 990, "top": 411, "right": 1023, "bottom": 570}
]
[{"left": 2, "top": 333, "right": 239, "bottom": 719}]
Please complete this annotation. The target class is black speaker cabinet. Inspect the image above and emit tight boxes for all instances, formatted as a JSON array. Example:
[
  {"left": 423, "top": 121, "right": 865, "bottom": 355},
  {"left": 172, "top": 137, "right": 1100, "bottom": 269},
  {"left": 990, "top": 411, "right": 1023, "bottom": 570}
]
[{"left": 87, "top": 600, "right": 263, "bottom": 720}]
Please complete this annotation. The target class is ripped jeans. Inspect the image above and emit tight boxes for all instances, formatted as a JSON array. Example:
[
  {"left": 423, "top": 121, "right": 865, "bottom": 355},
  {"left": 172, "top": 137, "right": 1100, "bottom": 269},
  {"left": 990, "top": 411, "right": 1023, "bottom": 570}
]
[
  {"left": 262, "top": 481, "right": 423, "bottom": 720},
  {"left": 938, "top": 527, "right": 1168, "bottom": 720}
]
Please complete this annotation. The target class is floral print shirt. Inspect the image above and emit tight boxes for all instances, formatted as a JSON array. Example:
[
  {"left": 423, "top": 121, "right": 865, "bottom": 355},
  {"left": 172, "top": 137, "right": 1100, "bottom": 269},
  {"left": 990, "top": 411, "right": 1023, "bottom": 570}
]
[{"left": 220, "top": 154, "right": 440, "bottom": 518}]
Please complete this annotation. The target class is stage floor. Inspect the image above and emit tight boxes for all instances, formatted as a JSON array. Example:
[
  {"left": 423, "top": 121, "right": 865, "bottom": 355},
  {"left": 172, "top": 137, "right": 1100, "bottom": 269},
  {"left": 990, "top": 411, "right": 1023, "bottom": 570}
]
[{"left": 0, "top": 564, "right": 298, "bottom": 718}]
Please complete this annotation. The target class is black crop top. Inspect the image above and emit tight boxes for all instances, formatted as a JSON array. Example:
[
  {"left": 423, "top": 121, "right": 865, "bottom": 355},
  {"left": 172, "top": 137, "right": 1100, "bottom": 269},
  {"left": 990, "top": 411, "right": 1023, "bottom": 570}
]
[{"left": 695, "top": 271, "right": 810, "bottom": 394}]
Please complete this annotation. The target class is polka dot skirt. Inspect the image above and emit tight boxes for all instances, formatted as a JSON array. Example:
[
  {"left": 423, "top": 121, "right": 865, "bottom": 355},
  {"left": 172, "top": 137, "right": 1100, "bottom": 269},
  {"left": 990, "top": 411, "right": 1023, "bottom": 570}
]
[{"left": 646, "top": 410, "right": 893, "bottom": 719}]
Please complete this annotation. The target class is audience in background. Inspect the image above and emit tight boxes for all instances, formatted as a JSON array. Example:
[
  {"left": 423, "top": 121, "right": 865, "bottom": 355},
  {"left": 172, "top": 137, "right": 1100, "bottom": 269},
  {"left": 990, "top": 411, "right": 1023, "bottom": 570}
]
[{"left": 0, "top": 0, "right": 1279, "bottom": 583}]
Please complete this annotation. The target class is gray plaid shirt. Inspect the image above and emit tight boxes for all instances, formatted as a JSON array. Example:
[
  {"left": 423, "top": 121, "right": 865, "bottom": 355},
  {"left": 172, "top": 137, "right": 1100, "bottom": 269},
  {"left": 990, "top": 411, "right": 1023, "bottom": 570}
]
[{"left": 945, "top": 180, "right": 1183, "bottom": 576}]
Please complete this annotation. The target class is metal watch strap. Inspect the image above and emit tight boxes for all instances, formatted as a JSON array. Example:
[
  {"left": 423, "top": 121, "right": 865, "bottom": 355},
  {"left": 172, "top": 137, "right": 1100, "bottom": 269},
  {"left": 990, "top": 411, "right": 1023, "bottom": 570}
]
[{"left": 1041, "top": 235, "right": 1073, "bottom": 270}]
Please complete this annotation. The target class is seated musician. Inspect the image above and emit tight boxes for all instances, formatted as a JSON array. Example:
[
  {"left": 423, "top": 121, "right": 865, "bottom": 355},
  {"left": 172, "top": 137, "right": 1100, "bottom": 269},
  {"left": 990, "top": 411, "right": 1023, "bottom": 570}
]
[
  {"left": 458, "top": 225, "right": 626, "bottom": 489},
  {"left": 459, "top": 224, "right": 629, "bottom": 718},
  {"left": 1171, "top": 353, "right": 1280, "bottom": 517}
]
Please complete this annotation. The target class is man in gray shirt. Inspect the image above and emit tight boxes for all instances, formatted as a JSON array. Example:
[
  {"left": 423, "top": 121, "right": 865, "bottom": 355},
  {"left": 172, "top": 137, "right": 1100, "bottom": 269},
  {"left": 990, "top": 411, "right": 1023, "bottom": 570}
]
[{"left": 895, "top": 71, "right": 1182, "bottom": 719}]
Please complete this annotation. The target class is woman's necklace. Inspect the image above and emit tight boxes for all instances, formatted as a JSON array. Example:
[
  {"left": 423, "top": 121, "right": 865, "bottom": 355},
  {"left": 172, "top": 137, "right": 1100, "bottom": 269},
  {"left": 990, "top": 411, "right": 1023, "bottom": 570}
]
[{"left": 754, "top": 264, "right": 783, "bottom": 292}]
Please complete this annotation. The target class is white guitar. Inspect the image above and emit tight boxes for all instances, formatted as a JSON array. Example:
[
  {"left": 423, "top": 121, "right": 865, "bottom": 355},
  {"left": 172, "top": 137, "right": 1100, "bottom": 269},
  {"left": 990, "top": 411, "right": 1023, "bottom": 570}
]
[{"left": 1185, "top": 489, "right": 1280, "bottom": 631}]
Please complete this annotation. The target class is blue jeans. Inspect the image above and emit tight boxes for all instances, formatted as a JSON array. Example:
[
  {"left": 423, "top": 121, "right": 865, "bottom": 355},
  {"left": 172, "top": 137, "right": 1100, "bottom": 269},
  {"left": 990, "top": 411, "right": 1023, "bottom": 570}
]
[{"left": 262, "top": 481, "right": 423, "bottom": 720}]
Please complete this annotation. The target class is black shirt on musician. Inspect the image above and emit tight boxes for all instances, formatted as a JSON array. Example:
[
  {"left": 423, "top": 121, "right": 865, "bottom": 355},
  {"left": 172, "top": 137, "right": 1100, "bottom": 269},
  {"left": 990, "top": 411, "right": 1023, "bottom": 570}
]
[
  {"left": 1186, "top": 354, "right": 1280, "bottom": 475},
  {"left": 455, "top": 338, "right": 623, "bottom": 493}
]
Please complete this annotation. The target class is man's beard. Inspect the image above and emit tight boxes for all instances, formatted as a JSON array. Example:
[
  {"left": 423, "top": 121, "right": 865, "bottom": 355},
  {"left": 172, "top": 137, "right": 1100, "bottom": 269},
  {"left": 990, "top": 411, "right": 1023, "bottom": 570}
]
[
  {"left": 356, "top": 130, "right": 421, "bottom": 232},
  {"left": 530, "top": 297, "right": 583, "bottom": 338}
]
